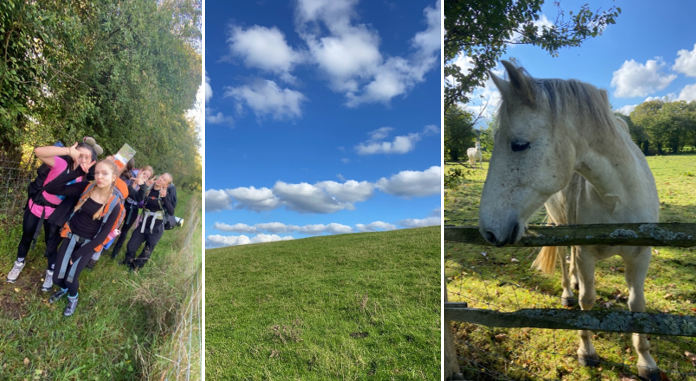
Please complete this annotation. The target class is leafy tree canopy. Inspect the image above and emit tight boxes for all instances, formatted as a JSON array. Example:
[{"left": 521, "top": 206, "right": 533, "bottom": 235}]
[
  {"left": 0, "top": 0, "right": 202, "bottom": 187},
  {"left": 444, "top": 105, "right": 477, "bottom": 162},
  {"left": 629, "top": 99, "right": 696, "bottom": 155},
  {"left": 445, "top": 0, "right": 621, "bottom": 107}
]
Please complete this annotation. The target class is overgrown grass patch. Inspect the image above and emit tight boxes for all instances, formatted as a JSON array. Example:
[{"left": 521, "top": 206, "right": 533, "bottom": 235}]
[
  {"left": 205, "top": 226, "right": 440, "bottom": 381},
  {"left": 0, "top": 190, "right": 202, "bottom": 380},
  {"left": 445, "top": 154, "right": 696, "bottom": 380}
]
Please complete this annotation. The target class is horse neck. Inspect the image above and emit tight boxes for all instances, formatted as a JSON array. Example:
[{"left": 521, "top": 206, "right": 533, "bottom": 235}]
[{"left": 569, "top": 121, "right": 657, "bottom": 211}]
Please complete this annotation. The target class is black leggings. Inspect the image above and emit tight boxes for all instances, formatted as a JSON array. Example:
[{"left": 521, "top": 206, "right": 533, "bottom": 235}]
[
  {"left": 43, "top": 223, "right": 62, "bottom": 270},
  {"left": 17, "top": 207, "right": 56, "bottom": 263},
  {"left": 125, "top": 218, "right": 164, "bottom": 268},
  {"left": 52, "top": 238, "right": 91, "bottom": 297}
]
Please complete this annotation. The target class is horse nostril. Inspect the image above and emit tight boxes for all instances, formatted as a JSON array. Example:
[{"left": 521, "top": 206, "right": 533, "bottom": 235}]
[{"left": 484, "top": 231, "right": 497, "bottom": 245}]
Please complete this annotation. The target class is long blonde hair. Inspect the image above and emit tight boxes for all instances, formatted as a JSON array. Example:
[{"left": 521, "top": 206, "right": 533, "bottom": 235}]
[{"left": 73, "top": 159, "right": 118, "bottom": 220}]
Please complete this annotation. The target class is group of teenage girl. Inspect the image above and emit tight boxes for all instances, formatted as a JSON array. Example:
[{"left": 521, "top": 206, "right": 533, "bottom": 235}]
[{"left": 8, "top": 138, "right": 177, "bottom": 317}]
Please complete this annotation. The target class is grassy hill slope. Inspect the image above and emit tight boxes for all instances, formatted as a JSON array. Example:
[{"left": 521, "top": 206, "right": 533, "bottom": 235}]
[{"left": 205, "top": 226, "right": 440, "bottom": 381}]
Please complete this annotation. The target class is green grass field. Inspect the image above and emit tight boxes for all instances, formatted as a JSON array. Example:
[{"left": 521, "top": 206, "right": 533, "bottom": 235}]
[
  {"left": 205, "top": 226, "right": 440, "bottom": 381},
  {"left": 445, "top": 154, "right": 696, "bottom": 380},
  {"left": 0, "top": 190, "right": 202, "bottom": 380}
]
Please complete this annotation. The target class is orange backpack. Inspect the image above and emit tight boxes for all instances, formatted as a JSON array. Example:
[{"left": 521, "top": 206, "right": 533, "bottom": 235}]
[{"left": 60, "top": 182, "right": 126, "bottom": 252}]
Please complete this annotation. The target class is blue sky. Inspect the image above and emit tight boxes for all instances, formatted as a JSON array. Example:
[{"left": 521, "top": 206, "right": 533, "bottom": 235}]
[
  {"left": 458, "top": 0, "right": 696, "bottom": 126},
  {"left": 204, "top": 0, "right": 441, "bottom": 248}
]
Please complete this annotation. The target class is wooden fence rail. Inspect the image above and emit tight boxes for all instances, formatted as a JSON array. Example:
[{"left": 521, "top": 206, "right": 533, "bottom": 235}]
[
  {"left": 444, "top": 222, "right": 697, "bottom": 380},
  {"left": 445, "top": 303, "right": 695, "bottom": 337},
  {"left": 445, "top": 223, "right": 695, "bottom": 247}
]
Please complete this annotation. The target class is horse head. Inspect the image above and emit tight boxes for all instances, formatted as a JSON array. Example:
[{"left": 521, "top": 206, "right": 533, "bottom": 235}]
[{"left": 479, "top": 61, "right": 576, "bottom": 246}]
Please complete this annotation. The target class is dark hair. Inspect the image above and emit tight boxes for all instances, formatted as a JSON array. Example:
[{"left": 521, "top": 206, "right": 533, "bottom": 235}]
[
  {"left": 126, "top": 157, "right": 135, "bottom": 172},
  {"left": 75, "top": 142, "right": 97, "bottom": 162}
]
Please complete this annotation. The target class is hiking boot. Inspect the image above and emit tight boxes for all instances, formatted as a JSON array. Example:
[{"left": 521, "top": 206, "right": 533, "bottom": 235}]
[
  {"left": 86, "top": 259, "right": 97, "bottom": 270},
  {"left": 7, "top": 261, "right": 25, "bottom": 283},
  {"left": 64, "top": 296, "right": 78, "bottom": 316},
  {"left": 41, "top": 270, "right": 54, "bottom": 292},
  {"left": 49, "top": 288, "right": 68, "bottom": 303}
]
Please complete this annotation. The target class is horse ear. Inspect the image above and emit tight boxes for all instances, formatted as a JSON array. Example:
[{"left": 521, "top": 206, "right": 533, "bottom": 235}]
[
  {"left": 489, "top": 70, "right": 510, "bottom": 98},
  {"left": 501, "top": 60, "right": 536, "bottom": 107}
]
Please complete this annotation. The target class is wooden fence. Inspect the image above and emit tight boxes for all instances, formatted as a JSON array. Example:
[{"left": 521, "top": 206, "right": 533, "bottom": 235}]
[
  {"left": 444, "top": 222, "right": 696, "bottom": 380},
  {"left": 0, "top": 152, "right": 39, "bottom": 226}
]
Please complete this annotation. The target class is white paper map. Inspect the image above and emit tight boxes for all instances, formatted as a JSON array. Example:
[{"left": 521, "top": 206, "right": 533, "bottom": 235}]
[{"left": 114, "top": 143, "right": 136, "bottom": 170}]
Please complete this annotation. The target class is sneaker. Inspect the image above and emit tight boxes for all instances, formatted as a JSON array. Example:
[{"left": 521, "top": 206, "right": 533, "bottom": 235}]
[
  {"left": 49, "top": 288, "right": 68, "bottom": 303},
  {"left": 7, "top": 261, "right": 25, "bottom": 283},
  {"left": 64, "top": 296, "right": 78, "bottom": 316},
  {"left": 86, "top": 259, "right": 97, "bottom": 270},
  {"left": 41, "top": 270, "right": 54, "bottom": 292}
]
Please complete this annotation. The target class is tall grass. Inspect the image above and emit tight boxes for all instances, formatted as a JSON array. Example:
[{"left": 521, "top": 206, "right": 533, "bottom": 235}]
[{"left": 0, "top": 189, "right": 202, "bottom": 380}]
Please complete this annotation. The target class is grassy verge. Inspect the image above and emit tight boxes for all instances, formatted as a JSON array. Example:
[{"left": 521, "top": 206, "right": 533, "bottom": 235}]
[
  {"left": 0, "top": 189, "right": 202, "bottom": 380},
  {"left": 445, "top": 154, "right": 696, "bottom": 380},
  {"left": 205, "top": 226, "right": 440, "bottom": 381}
]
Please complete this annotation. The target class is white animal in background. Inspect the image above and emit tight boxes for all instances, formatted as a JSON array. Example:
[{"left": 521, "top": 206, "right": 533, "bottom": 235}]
[{"left": 467, "top": 141, "right": 482, "bottom": 168}]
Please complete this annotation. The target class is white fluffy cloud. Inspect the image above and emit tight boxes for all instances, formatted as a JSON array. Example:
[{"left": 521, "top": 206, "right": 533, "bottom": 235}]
[
  {"left": 206, "top": 234, "right": 295, "bottom": 248},
  {"left": 315, "top": 180, "right": 375, "bottom": 203},
  {"left": 678, "top": 83, "right": 696, "bottom": 101},
  {"left": 355, "top": 125, "right": 437, "bottom": 155},
  {"left": 206, "top": 111, "right": 235, "bottom": 126},
  {"left": 356, "top": 221, "right": 397, "bottom": 232},
  {"left": 205, "top": 189, "right": 232, "bottom": 212},
  {"left": 212, "top": 221, "right": 354, "bottom": 236},
  {"left": 296, "top": 0, "right": 440, "bottom": 106},
  {"left": 397, "top": 216, "right": 440, "bottom": 228},
  {"left": 615, "top": 104, "right": 637, "bottom": 116},
  {"left": 273, "top": 181, "right": 355, "bottom": 213},
  {"left": 302, "top": 223, "right": 353, "bottom": 234},
  {"left": 611, "top": 58, "right": 677, "bottom": 98},
  {"left": 375, "top": 166, "right": 441, "bottom": 198},
  {"left": 673, "top": 44, "right": 696, "bottom": 77},
  {"left": 227, "top": 25, "right": 303, "bottom": 79},
  {"left": 224, "top": 80, "right": 307, "bottom": 120},
  {"left": 205, "top": 71, "right": 213, "bottom": 103},
  {"left": 206, "top": 167, "right": 440, "bottom": 214},
  {"left": 226, "top": 186, "right": 280, "bottom": 212},
  {"left": 255, "top": 222, "right": 297, "bottom": 234},
  {"left": 212, "top": 222, "right": 258, "bottom": 234}
]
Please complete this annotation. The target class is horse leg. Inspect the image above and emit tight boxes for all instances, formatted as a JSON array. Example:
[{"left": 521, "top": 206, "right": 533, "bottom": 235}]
[
  {"left": 570, "top": 246, "right": 580, "bottom": 291},
  {"left": 558, "top": 246, "right": 576, "bottom": 307},
  {"left": 574, "top": 246, "right": 600, "bottom": 366},
  {"left": 622, "top": 247, "right": 659, "bottom": 381}
]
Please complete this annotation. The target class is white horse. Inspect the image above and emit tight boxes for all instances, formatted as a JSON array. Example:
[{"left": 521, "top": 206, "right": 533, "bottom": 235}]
[
  {"left": 467, "top": 141, "right": 483, "bottom": 168},
  {"left": 479, "top": 61, "right": 660, "bottom": 380}
]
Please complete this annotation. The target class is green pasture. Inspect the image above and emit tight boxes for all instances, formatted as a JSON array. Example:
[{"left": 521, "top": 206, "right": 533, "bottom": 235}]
[
  {"left": 0, "top": 190, "right": 202, "bottom": 380},
  {"left": 445, "top": 154, "right": 696, "bottom": 380},
  {"left": 205, "top": 226, "right": 440, "bottom": 381}
]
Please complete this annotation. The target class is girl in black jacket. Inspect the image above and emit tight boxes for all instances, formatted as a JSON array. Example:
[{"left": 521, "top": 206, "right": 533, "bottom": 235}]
[
  {"left": 124, "top": 173, "right": 175, "bottom": 270},
  {"left": 42, "top": 159, "right": 122, "bottom": 316},
  {"left": 110, "top": 164, "right": 153, "bottom": 261}
]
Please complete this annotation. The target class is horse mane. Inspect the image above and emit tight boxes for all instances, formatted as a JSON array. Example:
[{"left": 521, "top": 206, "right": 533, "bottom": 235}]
[{"left": 498, "top": 65, "right": 626, "bottom": 140}]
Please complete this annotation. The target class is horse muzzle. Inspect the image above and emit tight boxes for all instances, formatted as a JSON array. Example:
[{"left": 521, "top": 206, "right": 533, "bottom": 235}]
[{"left": 480, "top": 219, "right": 522, "bottom": 247}]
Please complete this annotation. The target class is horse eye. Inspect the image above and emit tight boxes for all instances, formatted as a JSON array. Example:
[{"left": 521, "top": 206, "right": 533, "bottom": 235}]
[{"left": 511, "top": 141, "right": 530, "bottom": 152}]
